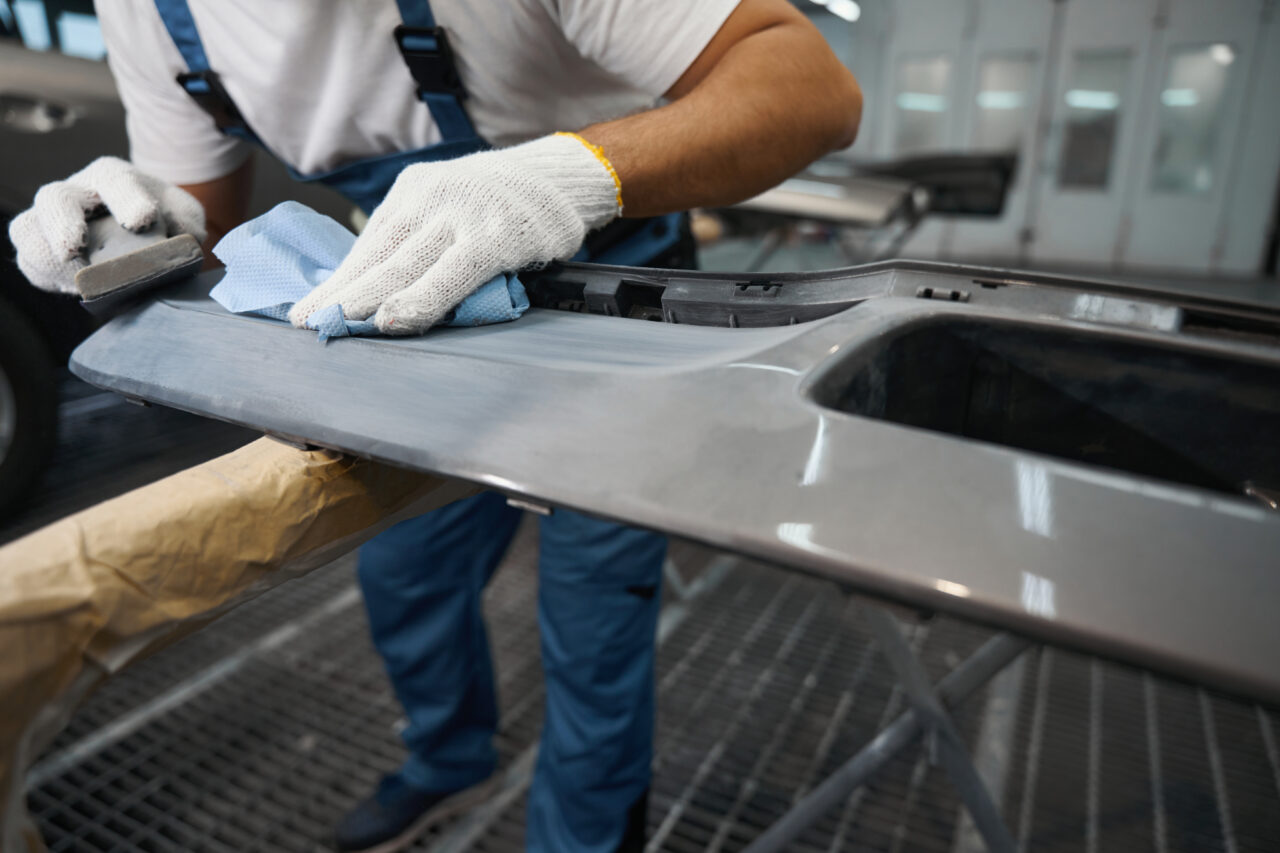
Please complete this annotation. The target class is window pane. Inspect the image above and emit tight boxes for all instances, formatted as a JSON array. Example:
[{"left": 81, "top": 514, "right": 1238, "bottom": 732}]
[
  {"left": 1057, "top": 51, "right": 1131, "bottom": 189},
  {"left": 894, "top": 55, "right": 951, "bottom": 155},
  {"left": 973, "top": 54, "right": 1037, "bottom": 151},
  {"left": 1150, "top": 43, "right": 1234, "bottom": 194},
  {"left": 12, "top": 0, "right": 51, "bottom": 50},
  {"left": 56, "top": 12, "right": 104, "bottom": 59}
]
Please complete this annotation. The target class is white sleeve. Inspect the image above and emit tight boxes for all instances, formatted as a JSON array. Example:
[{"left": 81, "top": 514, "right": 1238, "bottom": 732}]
[
  {"left": 97, "top": 0, "right": 250, "bottom": 185},
  {"left": 554, "top": 0, "right": 742, "bottom": 98}
]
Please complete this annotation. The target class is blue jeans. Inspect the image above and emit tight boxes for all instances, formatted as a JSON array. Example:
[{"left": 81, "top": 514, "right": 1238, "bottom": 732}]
[{"left": 357, "top": 492, "right": 666, "bottom": 851}]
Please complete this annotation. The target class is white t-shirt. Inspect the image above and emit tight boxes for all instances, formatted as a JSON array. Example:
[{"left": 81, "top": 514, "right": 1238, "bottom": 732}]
[{"left": 97, "top": 0, "right": 740, "bottom": 185}]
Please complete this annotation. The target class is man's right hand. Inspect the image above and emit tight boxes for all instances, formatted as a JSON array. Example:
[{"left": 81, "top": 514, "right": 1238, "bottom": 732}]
[{"left": 8, "top": 157, "right": 206, "bottom": 295}]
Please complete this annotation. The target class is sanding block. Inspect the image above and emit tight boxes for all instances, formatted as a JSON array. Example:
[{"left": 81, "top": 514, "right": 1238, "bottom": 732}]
[{"left": 74, "top": 214, "right": 204, "bottom": 318}]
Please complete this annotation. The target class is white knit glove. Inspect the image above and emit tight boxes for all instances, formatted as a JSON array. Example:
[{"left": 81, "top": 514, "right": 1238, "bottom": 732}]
[
  {"left": 7, "top": 156, "right": 207, "bottom": 295},
  {"left": 289, "top": 133, "right": 622, "bottom": 335}
]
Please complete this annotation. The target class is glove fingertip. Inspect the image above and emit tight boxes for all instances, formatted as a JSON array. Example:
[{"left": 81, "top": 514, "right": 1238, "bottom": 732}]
[
  {"left": 42, "top": 213, "right": 89, "bottom": 261},
  {"left": 289, "top": 281, "right": 335, "bottom": 328},
  {"left": 115, "top": 198, "right": 161, "bottom": 232},
  {"left": 371, "top": 305, "right": 398, "bottom": 335},
  {"left": 287, "top": 301, "right": 314, "bottom": 329},
  {"left": 373, "top": 301, "right": 435, "bottom": 336},
  {"left": 8, "top": 208, "right": 30, "bottom": 239}
]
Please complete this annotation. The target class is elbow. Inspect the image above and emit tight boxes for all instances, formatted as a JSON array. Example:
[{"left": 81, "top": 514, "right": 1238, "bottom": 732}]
[{"left": 828, "top": 67, "right": 863, "bottom": 151}]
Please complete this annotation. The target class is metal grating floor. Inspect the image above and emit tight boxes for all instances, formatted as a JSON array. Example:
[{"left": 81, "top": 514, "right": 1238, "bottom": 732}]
[
  {"left": 26, "top": 519, "right": 1280, "bottom": 852},
  {"left": 1005, "top": 648, "right": 1280, "bottom": 852}
]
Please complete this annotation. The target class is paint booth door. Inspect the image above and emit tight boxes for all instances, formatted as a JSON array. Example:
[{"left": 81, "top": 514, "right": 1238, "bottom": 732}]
[
  {"left": 1117, "top": 0, "right": 1278, "bottom": 274},
  {"left": 877, "top": 0, "right": 973, "bottom": 258},
  {"left": 944, "top": 0, "right": 1056, "bottom": 263},
  {"left": 872, "top": 0, "right": 1280, "bottom": 275},
  {"left": 1022, "top": 0, "right": 1160, "bottom": 268}
]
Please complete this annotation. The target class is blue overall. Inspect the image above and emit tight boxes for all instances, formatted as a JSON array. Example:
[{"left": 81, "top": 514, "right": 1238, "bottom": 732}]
[{"left": 153, "top": 1, "right": 679, "bottom": 849}]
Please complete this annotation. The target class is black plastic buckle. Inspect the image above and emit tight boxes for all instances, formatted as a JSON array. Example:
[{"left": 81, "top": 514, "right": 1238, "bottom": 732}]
[
  {"left": 394, "top": 25, "right": 466, "bottom": 100},
  {"left": 175, "top": 70, "right": 248, "bottom": 131}
]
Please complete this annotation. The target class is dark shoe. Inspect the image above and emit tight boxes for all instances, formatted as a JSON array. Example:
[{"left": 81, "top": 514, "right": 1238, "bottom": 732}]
[
  {"left": 615, "top": 788, "right": 649, "bottom": 853},
  {"left": 334, "top": 772, "right": 497, "bottom": 853}
]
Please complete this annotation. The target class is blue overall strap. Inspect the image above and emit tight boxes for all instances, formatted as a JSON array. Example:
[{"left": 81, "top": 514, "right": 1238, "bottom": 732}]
[
  {"left": 152, "top": 0, "right": 260, "bottom": 144},
  {"left": 153, "top": 0, "right": 208, "bottom": 69},
  {"left": 394, "top": 0, "right": 437, "bottom": 28},
  {"left": 392, "top": 0, "right": 481, "bottom": 143}
]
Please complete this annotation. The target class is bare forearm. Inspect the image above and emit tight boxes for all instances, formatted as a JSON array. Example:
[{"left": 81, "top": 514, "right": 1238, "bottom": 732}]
[
  {"left": 580, "top": 5, "right": 861, "bottom": 218},
  {"left": 179, "top": 156, "right": 254, "bottom": 264}
]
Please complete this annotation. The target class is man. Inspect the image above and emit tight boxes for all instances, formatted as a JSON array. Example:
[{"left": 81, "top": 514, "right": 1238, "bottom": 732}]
[{"left": 11, "top": 1, "right": 861, "bottom": 850}]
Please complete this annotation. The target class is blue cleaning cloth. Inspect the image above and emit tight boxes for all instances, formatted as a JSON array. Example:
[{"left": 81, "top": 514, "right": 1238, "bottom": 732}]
[{"left": 210, "top": 201, "right": 528, "bottom": 341}]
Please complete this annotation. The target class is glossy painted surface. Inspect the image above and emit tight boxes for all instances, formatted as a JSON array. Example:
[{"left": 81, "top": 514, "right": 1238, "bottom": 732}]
[{"left": 70, "top": 263, "right": 1280, "bottom": 702}]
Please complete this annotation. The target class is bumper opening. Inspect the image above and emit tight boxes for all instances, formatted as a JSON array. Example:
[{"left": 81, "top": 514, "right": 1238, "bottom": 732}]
[{"left": 812, "top": 317, "right": 1280, "bottom": 501}]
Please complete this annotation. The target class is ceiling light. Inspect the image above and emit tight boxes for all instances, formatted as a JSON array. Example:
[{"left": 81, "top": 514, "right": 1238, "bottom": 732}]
[
  {"left": 825, "top": 0, "right": 861, "bottom": 22},
  {"left": 1065, "top": 89, "right": 1119, "bottom": 110},
  {"left": 1160, "top": 88, "right": 1199, "bottom": 108}
]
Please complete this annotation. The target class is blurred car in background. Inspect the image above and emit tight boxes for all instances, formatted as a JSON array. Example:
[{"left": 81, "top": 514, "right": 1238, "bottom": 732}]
[{"left": 0, "top": 2, "right": 348, "bottom": 515}]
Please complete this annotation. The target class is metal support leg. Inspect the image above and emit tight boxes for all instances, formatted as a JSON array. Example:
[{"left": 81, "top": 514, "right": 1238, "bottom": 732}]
[
  {"left": 872, "top": 218, "right": 917, "bottom": 262},
  {"left": 864, "top": 607, "right": 1019, "bottom": 853},
  {"left": 742, "top": 627, "right": 1030, "bottom": 853},
  {"left": 662, "top": 557, "right": 690, "bottom": 601},
  {"left": 745, "top": 227, "right": 787, "bottom": 271}
]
